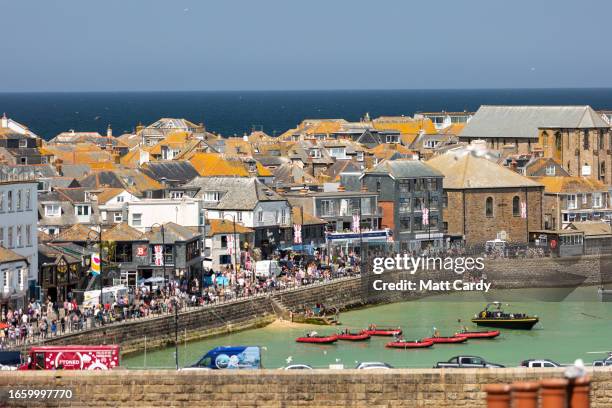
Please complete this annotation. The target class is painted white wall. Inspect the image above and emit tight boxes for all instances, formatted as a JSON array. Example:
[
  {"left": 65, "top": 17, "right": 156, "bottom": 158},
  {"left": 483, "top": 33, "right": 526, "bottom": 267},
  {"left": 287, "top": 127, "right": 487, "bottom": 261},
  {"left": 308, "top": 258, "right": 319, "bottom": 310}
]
[{"left": 127, "top": 198, "right": 202, "bottom": 231}]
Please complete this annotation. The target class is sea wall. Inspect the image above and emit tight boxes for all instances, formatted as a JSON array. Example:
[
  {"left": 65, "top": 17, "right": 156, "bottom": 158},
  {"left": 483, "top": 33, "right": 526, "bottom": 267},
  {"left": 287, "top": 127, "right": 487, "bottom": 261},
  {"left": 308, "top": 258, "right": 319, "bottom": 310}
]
[
  {"left": 2, "top": 368, "right": 611, "bottom": 407},
  {"left": 20, "top": 255, "right": 609, "bottom": 355}
]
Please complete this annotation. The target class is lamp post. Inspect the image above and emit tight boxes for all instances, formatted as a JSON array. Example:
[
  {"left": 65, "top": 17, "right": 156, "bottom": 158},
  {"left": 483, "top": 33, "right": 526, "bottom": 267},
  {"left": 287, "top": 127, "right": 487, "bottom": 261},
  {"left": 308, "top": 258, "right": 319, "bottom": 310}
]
[
  {"left": 150, "top": 223, "right": 167, "bottom": 293},
  {"left": 172, "top": 297, "right": 179, "bottom": 370},
  {"left": 222, "top": 214, "right": 239, "bottom": 275}
]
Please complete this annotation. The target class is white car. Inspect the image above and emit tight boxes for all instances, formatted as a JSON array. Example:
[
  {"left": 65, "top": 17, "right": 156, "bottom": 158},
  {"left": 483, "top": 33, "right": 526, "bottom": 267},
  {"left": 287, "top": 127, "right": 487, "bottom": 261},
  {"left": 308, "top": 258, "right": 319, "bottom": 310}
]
[
  {"left": 520, "top": 359, "right": 561, "bottom": 368},
  {"left": 355, "top": 362, "right": 393, "bottom": 370},
  {"left": 283, "top": 364, "right": 313, "bottom": 370}
]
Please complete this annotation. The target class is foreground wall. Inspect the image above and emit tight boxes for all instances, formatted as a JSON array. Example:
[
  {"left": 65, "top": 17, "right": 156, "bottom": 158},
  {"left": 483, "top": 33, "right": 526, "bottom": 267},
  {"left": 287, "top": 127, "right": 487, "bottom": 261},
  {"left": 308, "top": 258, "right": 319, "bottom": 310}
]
[{"left": 1, "top": 368, "right": 611, "bottom": 407}]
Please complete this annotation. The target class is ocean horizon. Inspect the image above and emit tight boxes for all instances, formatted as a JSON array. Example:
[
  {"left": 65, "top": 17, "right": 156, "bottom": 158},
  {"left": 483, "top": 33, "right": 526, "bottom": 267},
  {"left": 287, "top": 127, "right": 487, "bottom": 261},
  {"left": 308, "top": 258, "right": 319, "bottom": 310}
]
[{"left": 2, "top": 88, "right": 612, "bottom": 140}]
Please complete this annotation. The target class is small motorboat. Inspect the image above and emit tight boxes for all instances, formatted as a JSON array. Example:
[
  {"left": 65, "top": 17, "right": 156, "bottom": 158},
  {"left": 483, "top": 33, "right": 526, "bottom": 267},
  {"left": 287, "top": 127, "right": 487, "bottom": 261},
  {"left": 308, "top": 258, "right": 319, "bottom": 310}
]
[
  {"left": 423, "top": 336, "right": 468, "bottom": 344},
  {"left": 471, "top": 302, "right": 539, "bottom": 330},
  {"left": 337, "top": 331, "right": 371, "bottom": 341},
  {"left": 385, "top": 339, "right": 434, "bottom": 349},
  {"left": 364, "top": 327, "right": 402, "bottom": 336},
  {"left": 455, "top": 330, "right": 500, "bottom": 339},
  {"left": 295, "top": 335, "right": 338, "bottom": 344}
]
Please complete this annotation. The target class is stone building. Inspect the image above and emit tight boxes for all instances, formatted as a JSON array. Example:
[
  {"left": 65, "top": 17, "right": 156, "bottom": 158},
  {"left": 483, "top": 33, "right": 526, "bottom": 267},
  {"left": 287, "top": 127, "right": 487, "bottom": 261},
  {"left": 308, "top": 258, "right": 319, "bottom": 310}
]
[
  {"left": 361, "top": 159, "right": 445, "bottom": 250},
  {"left": 427, "top": 151, "right": 544, "bottom": 246},
  {"left": 459, "top": 105, "right": 612, "bottom": 183}
]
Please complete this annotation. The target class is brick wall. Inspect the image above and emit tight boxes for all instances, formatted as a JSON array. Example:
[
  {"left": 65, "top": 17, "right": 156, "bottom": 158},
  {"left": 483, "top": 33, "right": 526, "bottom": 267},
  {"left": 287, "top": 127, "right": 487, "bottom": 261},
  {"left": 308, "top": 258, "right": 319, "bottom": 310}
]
[{"left": 1, "top": 368, "right": 611, "bottom": 407}]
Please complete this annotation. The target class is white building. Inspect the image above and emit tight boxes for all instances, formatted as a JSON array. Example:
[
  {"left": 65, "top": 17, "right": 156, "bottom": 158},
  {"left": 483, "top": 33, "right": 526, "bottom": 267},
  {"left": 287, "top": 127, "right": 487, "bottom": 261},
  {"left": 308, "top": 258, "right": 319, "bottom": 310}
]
[
  {"left": 0, "top": 180, "right": 38, "bottom": 291},
  {"left": 126, "top": 197, "right": 203, "bottom": 232},
  {"left": 0, "top": 247, "right": 30, "bottom": 310}
]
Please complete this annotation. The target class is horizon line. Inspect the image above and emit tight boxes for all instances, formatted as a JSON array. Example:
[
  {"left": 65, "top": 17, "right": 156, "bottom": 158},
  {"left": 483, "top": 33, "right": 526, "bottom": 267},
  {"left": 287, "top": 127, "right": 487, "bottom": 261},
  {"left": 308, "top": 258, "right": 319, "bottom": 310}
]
[{"left": 2, "top": 86, "right": 612, "bottom": 94}]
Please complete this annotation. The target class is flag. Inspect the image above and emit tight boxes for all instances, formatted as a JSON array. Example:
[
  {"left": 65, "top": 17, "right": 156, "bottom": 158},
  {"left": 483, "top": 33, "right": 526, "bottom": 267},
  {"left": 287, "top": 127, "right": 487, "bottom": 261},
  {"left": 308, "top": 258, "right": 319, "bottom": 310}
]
[
  {"left": 91, "top": 253, "right": 101, "bottom": 275},
  {"left": 520, "top": 202, "right": 527, "bottom": 219},
  {"left": 423, "top": 207, "right": 429, "bottom": 225},
  {"left": 154, "top": 245, "right": 164, "bottom": 266},
  {"left": 228, "top": 235, "right": 235, "bottom": 255},
  {"left": 293, "top": 224, "right": 302, "bottom": 244},
  {"left": 352, "top": 214, "right": 360, "bottom": 233}
]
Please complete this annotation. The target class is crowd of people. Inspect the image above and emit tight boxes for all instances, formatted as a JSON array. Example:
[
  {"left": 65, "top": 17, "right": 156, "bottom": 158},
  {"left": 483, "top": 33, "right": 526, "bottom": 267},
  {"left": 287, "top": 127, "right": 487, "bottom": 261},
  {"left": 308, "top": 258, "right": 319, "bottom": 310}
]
[{"left": 0, "top": 252, "right": 361, "bottom": 350}]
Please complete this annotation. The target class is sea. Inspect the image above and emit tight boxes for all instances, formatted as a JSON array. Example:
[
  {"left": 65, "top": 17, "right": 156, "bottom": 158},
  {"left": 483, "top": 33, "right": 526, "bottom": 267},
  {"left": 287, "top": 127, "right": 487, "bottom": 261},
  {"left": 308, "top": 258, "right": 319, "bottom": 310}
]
[{"left": 2, "top": 88, "right": 612, "bottom": 140}]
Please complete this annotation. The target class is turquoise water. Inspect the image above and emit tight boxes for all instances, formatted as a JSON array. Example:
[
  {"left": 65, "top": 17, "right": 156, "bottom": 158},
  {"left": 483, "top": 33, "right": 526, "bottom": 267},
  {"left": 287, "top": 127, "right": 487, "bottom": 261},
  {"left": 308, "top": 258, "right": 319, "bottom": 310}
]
[{"left": 122, "top": 287, "right": 612, "bottom": 369}]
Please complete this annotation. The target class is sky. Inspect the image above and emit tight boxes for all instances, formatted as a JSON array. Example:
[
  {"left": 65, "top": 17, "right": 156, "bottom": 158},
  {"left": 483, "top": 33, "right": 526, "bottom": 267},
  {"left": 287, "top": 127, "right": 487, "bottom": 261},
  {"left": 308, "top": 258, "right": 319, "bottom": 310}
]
[{"left": 1, "top": 0, "right": 611, "bottom": 92}]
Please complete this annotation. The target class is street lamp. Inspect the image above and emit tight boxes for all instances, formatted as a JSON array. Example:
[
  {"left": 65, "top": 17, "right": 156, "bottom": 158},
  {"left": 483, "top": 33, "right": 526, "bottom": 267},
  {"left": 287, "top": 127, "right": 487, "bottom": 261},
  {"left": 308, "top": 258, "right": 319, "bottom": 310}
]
[
  {"left": 222, "top": 214, "right": 238, "bottom": 275},
  {"left": 150, "top": 223, "right": 167, "bottom": 293},
  {"left": 172, "top": 297, "right": 179, "bottom": 370}
]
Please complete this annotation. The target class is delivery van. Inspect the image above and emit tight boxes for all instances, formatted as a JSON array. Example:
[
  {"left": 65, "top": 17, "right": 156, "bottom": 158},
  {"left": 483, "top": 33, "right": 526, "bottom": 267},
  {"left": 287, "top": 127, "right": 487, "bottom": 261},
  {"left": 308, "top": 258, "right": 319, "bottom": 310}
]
[
  {"left": 19, "top": 345, "right": 120, "bottom": 370},
  {"left": 255, "top": 260, "right": 282, "bottom": 279},
  {"left": 185, "top": 346, "right": 261, "bottom": 370}
]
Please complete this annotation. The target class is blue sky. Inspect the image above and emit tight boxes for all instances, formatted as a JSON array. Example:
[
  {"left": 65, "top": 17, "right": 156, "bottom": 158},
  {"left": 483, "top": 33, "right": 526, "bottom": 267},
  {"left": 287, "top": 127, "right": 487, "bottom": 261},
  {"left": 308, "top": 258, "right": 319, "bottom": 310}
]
[{"left": 1, "top": 0, "right": 611, "bottom": 92}]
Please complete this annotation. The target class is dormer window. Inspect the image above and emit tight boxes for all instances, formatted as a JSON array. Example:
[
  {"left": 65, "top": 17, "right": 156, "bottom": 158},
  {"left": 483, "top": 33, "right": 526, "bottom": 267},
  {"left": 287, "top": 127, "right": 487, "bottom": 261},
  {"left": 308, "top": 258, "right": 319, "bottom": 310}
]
[
  {"left": 309, "top": 149, "right": 321, "bottom": 159},
  {"left": 204, "top": 191, "right": 221, "bottom": 202},
  {"left": 45, "top": 204, "right": 61, "bottom": 217},
  {"left": 75, "top": 205, "right": 90, "bottom": 216},
  {"left": 386, "top": 134, "right": 400, "bottom": 144},
  {"left": 248, "top": 162, "right": 257, "bottom": 172},
  {"left": 545, "top": 165, "right": 555, "bottom": 176},
  {"left": 356, "top": 152, "right": 364, "bottom": 162},
  {"left": 19, "top": 139, "right": 27, "bottom": 148}
]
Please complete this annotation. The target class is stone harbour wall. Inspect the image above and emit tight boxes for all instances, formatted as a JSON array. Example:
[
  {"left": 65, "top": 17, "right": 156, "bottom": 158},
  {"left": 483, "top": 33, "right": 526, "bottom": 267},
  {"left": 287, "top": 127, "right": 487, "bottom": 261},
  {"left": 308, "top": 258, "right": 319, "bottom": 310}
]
[{"left": 1, "top": 368, "right": 612, "bottom": 407}]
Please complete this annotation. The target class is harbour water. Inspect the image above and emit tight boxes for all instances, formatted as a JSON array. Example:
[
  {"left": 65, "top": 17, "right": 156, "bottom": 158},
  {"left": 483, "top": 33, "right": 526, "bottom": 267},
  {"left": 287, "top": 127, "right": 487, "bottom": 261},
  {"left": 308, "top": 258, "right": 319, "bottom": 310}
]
[{"left": 122, "top": 286, "right": 612, "bottom": 369}]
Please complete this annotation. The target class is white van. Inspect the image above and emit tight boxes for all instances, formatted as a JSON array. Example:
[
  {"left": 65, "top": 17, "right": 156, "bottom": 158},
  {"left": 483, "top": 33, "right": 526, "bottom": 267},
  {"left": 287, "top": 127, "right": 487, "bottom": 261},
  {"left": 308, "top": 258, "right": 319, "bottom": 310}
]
[{"left": 255, "top": 260, "right": 282, "bottom": 279}]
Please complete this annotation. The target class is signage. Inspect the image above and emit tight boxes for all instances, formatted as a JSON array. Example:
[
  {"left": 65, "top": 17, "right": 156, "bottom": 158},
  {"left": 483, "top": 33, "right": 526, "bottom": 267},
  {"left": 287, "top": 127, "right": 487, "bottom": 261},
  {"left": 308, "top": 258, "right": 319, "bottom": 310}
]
[
  {"left": 422, "top": 208, "right": 429, "bottom": 225},
  {"left": 293, "top": 224, "right": 302, "bottom": 244},
  {"left": 352, "top": 214, "right": 360, "bottom": 233},
  {"left": 520, "top": 202, "right": 527, "bottom": 219},
  {"left": 136, "top": 246, "right": 148, "bottom": 257},
  {"left": 90, "top": 254, "right": 101, "bottom": 276},
  {"left": 154, "top": 245, "right": 164, "bottom": 266}
]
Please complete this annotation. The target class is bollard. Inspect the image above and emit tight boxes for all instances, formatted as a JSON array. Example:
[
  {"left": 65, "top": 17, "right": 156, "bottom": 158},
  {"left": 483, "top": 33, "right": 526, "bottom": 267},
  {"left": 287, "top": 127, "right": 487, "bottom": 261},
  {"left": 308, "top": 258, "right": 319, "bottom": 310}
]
[
  {"left": 541, "top": 378, "right": 569, "bottom": 408},
  {"left": 484, "top": 384, "right": 511, "bottom": 408},
  {"left": 568, "top": 376, "right": 590, "bottom": 408},
  {"left": 512, "top": 381, "right": 540, "bottom": 408}
]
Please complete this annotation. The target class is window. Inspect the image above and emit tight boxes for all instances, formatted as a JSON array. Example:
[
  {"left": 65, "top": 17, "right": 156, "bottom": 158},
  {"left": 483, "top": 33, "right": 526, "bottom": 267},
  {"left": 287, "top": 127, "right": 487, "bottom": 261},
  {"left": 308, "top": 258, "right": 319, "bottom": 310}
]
[
  {"left": 114, "top": 213, "right": 123, "bottom": 223},
  {"left": 308, "top": 149, "right": 321, "bottom": 158},
  {"left": 204, "top": 192, "right": 220, "bottom": 202},
  {"left": 485, "top": 197, "right": 494, "bottom": 217},
  {"left": 75, "top": 205, "right": 90, "bottom": 216},
  {"left": 7, "top": 227, "right": 12, "bottom": 248},
  {"left": 25, "top": 190, "right": 30, "bottom": 210},
  {"left": 170, "top": 191, "right": 184, "bottom": 199},
  {"left": 7, "top": 191, "right": 12, "bottom": 212},
  {"left": 582, "top": 194, "right": 588, "bottom": 205},
  {"left": 320, "top": 200, "right": 335, "bottom": 217},
  {"left": 583, "top": 130, "right": 590, "bottom": 150},
  {"left": 593, "top": 193, "right": 603, "bottom": 208},
  {"left": 442, "top": 192, "right": 448, "bottom": 208},
  {"left": 512, "top": 196, "right": 520, "bottom": 217},
  {"left": 376, "top": 181, "right": 381, "bottom": 193},
  {"left": 398, "top": 198, "right": 411, "bottom": 214},
  {"left": 599, "top": 131, "right": 605, "bottom": 150},
  {"left": 26, "top": 225, "right": 31, "bottom": 246},
  {"left": 16, "top": 190, "right": 21, "bottom": 211},
  {"left": 219, "top": 254, "right": 232, "bottom": 264},
  {"left": 399, "top": 217, "right": 411, "bottom": 230},
  {"left": 545, "top": 165, "right": 555, "bottom": 176},
  {"left": 45, "top": 204, "right": 61, "bottom": 217},
  {"left": 221, "top": 235, "right": 228, "bottom": 248},
  {"left": 413, "top": 215, "right": 424, "bottom": 230},
  {"left": 281, "top": 209, "right": 286, "bottom": 224},
  {"left": 116, "top": 195, "right": 125, "bottom": 203},
  {"left": 257, "top": 210, "right": 263, "bottom": 223},
  {"left": 0, "top": 227, "right": 3, "bottom": 247},
  {"left": 16, "top": 226, "right": 22, "bottom": 247},
  {"left": 236, "top": 211, "right": 243, "bottom": 222},
  {"left": 567, "top": 194, "right": 577, "bottom": 210},
  {"left": 0, "top": 192, "right": 3, "bottom": 212},
  {"left": 2, "top": 270, "right": 8, "bottom": 293},
  {"left": 18, "top": 268, "right": 24, "bottom": 291},
  {"left": 132, "top": 213, "right": 142, "bottom": 226}
]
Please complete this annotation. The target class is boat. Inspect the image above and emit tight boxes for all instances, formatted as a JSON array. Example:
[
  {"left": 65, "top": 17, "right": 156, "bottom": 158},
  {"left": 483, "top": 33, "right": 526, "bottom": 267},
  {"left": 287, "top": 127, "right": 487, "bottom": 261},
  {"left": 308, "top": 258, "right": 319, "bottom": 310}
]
[
  {"left": 385, "top": 339, "right": 434, "bottom": 349},
  {"left": 471, "top": 302, "right": 539, "bottom": 330},
  {"left": 295, "top": 335, "right": 338, "bottom": 344},
  {"left": 422, "top": 336, "right": 468, "bottom": 344},
  {"left": 336, "top": 331, "right": 371, "bottom": 341},
  {"left": 364, "top": 327, "right": 402, "bottom": 336},
  {"left": 455, "top": 330, "right": 500, "bottom": 339}
]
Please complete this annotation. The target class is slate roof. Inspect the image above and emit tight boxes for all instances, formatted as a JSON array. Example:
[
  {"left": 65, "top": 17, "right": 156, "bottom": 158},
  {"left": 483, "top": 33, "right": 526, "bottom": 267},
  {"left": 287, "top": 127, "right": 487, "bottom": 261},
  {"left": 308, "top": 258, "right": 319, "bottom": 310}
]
[
  {"left": 292, "top": 207, "right": 326, "bottom": 225},
  {"left": 101, "top": 222, "right": 145, "bottom": 242},
  {"left": 0, "top": 164, "right": 58, "bottom": 179},
  {"left": 0, "top": 246, "right": 27, "bottom": 264},
  {"left": 53, "top": 224, "right": 95, "bottom": 242},
  {"left": 145, "top": 222, "right": 201, "bottom": 243},
  {"left": 185, "top": 176, "right": 287, "bottom": 210},
  {"left": 565, "top": 221, "right": 612, "bottom": 237},
  {"left": 427, "top": 151, "right": 542, "bottom": 189},
  {"left": 460, "top": 105, "right": 610, "bottom": 139},
  {"left": 141, "top": 161, "right": 199, "bottom": 185},
  {"left": 272, "top": 162, "right": 319, "bottom": 186},
  {"left": 531, "top": 176, "right": 608, "bottom": 194},
  {"left": 363, "top": 159, "right": 443, "bottom": 179}
]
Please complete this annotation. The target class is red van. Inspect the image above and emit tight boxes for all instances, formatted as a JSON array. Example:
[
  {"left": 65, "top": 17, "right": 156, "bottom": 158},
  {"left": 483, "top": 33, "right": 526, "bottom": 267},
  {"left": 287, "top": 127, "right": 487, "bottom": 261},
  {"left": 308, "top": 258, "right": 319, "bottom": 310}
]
[{"left": 19, "top": 345, "right": 120, "bottom": 370}]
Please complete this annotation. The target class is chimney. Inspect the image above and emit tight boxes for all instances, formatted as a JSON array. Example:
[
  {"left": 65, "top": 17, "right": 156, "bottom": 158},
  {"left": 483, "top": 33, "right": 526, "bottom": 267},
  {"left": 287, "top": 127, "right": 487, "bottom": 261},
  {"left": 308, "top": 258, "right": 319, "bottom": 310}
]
[
  {"left": 136, "top": 122, "right": 144, "bottom": 133},
  {"left": 243, "top": 133, "right": 248, "bottom": 142},
  {"left": 0, "top": 113, "right": 7, "bottom": 128},
  {"left": 107, "top": 124, "right": 113, "bottom": 137}
]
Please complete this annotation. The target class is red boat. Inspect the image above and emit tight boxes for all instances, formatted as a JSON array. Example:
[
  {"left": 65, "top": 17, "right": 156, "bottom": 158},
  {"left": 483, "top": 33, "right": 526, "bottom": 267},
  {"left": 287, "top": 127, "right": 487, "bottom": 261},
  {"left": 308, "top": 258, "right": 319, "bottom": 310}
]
[
  {"left": 455, "top": 330, "right": 500, "bottom": 339},
  {"left": 364, "top": 327, "right": 402, "bottom": 336},
  {"left": 295, "top": 335, "right": 338, "bottom": 344},
  {"left": 337, "top": 331, "right": 371, "bottom": 341},
  {"left": 423, "top": 336, "right": 468, "bottom": 344},
  {"left": 385, "top": 340, "right": 434, "bottom": 349}
]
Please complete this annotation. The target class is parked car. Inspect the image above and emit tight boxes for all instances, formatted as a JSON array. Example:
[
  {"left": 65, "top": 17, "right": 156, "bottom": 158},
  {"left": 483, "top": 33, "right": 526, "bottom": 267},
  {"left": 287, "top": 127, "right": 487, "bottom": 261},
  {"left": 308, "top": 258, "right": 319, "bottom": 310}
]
[
  {"left": 520, "top": 359, "right": 561, "bottom": 368},
  {"left": 592, "top": 359, "right": 612, "bottom": 367},
  {"left": 183, "top": 346, "right": 261, "bottom": 370},
  {"left": 283, "top": 364, "right": 313, "bottom": 370},
  {"left": 434, "top": 355, "right": 504, "bottom": 369},
  {"left": 355, "top": 362, "right": 393, "bottom": 370}
]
